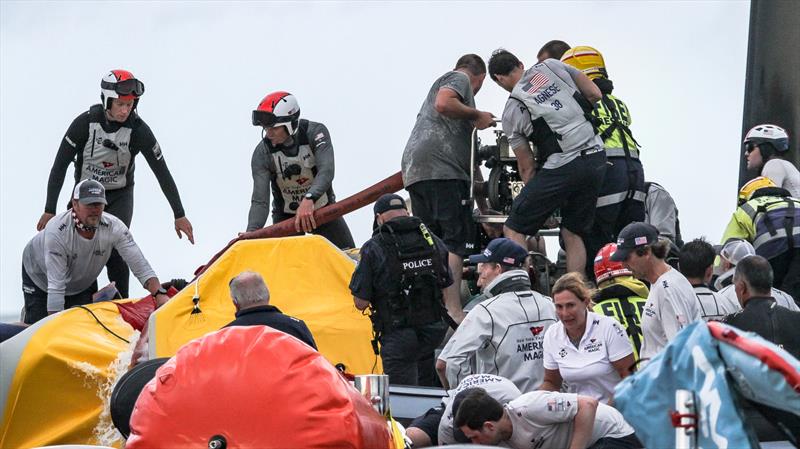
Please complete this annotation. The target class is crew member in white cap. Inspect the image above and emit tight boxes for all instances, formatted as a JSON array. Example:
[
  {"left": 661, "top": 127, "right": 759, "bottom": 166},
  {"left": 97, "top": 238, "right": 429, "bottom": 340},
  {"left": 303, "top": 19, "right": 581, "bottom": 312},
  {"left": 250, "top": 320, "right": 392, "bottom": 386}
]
[
  {"left": 716, "top": 239, "right": 799, "bottom": 311},
  {"left": 21, "top": 179, "right": 168, "bottom": 323}
]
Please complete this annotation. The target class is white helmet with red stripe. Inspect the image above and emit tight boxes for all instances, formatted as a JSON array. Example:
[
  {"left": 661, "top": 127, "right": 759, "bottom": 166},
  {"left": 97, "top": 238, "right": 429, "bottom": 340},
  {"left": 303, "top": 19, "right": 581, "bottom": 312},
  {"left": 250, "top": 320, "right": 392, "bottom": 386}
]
[
  {"left": 100, "top": 69, "right": 145, "bottom": 110},
  {"left": 252, "top": 91, "right": 301, "bottom": 135}
]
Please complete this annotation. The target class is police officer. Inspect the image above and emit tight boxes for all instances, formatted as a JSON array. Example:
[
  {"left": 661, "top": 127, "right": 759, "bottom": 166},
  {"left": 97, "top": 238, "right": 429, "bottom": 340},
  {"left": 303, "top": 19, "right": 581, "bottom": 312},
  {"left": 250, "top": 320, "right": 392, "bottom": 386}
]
[
  {"left": 721, "top": 176, "right": 800, "bottom": 301},
  {"left": 592, "top": 243, "right": 649, "bottom": 360},
  {"left": 561, "top": 46, "right": 647, "bottom": 279},
  {"left": 487, "top": 49, "right": 606, "bottom": 276},
  {"left": 37, "top": 70, "right": 195, "bottom": 298},
  {"left": 350, "top": 194, "right": 452, "bottom": 386},
  {"left": 248, "top": 91, "right": 355, "bottom": 249}
]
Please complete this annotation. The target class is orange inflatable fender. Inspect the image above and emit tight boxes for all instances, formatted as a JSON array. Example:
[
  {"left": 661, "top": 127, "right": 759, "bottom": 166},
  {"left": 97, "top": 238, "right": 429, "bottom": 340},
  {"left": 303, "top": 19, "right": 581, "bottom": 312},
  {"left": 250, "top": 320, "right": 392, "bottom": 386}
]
[{"left": 126, "top": 326, "right": 393, "bottom": 449}]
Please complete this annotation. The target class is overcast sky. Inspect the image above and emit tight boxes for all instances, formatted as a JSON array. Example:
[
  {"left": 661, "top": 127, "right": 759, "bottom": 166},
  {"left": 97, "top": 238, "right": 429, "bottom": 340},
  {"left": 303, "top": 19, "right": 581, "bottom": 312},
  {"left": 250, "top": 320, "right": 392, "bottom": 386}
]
[{"left": 0, "top": 1, "right": 750, "bottom": 317}]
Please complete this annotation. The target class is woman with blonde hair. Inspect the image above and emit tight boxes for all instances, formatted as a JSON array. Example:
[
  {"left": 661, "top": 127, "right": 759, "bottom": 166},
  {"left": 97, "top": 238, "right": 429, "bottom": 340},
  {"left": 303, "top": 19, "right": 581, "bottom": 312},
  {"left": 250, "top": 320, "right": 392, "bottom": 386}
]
[{"left": 541, "top": 272, "right": 634, "bottom": 404}]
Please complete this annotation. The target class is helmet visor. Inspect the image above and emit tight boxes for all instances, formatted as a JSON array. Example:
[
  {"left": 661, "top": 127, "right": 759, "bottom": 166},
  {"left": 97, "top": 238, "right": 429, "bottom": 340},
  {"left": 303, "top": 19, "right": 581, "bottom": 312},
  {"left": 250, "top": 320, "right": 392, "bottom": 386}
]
[
  {"left": 252, "top": 110, "right": 286, "bottom": 128},
  {"left": 101, "top": 79, "right": 145, "bottom": 97}
]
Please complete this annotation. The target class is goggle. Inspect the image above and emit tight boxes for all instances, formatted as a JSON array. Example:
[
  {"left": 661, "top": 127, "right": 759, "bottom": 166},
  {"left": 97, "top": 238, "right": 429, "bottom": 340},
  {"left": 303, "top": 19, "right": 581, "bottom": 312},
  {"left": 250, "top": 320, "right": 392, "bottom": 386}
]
[
  {"left": 252, "top": 110, "right": 288, "bottom": 128},
  {"left": 101, "top": 78, "right": 145, "bottom": 97}
]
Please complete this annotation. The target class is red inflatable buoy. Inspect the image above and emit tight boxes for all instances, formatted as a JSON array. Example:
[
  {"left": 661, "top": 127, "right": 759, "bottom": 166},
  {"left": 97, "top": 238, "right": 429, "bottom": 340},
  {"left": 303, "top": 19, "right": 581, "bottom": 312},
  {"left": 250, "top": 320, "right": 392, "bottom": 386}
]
[{"left": 126, "top": 326, "right": 392, "bottom": 449}]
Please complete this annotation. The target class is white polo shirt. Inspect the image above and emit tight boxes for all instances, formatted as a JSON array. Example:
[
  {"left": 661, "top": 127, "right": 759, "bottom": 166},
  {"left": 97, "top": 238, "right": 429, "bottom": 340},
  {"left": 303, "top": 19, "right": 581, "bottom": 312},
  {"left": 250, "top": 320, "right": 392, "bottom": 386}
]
[
  {"left": 505, "top": 391, "right": 635, "bottom": 449},
  {"left": 640, "top": 268, "right": 701, "bottom": 360},
  {"left": 543, "top": 311, "right": 633, "bottom": 403}
]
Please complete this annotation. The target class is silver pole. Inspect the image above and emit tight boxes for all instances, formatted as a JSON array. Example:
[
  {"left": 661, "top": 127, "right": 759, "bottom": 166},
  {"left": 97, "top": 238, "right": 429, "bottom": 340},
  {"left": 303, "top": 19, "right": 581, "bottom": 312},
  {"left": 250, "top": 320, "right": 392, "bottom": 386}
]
[{"left": 674, "top": 389, "right": 697, "bottom": 449}]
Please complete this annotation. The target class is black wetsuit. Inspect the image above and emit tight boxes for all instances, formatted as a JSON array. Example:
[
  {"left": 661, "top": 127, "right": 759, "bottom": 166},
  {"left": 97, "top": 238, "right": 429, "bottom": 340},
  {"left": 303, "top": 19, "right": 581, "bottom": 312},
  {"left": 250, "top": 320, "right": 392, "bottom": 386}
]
[{"left": 44, "top": 104, "right": 186, "bottom": 297}]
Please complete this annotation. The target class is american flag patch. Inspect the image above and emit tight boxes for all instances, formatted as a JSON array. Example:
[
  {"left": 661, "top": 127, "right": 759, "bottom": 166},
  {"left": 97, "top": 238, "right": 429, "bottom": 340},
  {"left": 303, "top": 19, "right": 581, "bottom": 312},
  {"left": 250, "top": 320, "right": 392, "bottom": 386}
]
[
  {"left": 524, "top": 72, "right": 550, "bottom": 94},
  {"left": 635, "top": 236, "right": 648, "bottom": 245}
]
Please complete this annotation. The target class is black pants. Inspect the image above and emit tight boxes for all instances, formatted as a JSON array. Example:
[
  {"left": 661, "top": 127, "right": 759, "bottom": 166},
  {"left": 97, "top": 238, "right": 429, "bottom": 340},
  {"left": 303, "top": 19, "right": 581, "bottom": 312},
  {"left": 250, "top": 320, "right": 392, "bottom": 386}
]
[
  {"left": 380, "top": 322, "right": 447, "bottom": 386},
  {"left": 104, "top": 187, "right": 135, "bottom": 298},
  {"left": 585, "top": 157, "right": 645, "bottom": 279},
  {"left": 22, "top": 264, "right": 97, "bottom": 324},
  {"left": 587, "top": 434, "right": 643, "bottom": 449},
  {"left": 770, "top": 248, "right": 800, "bottom": 303},
  {"left": 272, "top": 211, "right": 355, "bottom": 250}
]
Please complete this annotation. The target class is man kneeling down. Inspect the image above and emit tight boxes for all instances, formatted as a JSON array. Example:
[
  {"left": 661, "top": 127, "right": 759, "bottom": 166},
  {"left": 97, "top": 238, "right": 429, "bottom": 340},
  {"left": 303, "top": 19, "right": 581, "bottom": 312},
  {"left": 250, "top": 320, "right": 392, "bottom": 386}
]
[{"left": 455, "top": 388, "right": 641, "bottom": 449}]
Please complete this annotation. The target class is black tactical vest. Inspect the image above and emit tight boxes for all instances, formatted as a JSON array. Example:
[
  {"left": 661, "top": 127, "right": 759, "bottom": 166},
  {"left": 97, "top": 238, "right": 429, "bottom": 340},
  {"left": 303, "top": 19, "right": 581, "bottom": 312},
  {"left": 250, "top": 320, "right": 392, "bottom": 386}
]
[{"left": 371, "top": 216, "right": 444, "bottom": 331}]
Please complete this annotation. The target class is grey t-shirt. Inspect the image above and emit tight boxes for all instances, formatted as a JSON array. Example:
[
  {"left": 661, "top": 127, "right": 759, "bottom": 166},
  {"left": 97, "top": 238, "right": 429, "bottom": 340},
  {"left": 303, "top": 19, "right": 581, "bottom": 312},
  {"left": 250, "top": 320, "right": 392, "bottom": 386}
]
[
  {"left": 22, "top": 209, "right": 156, "bottom": 311},
  {"left": 401, "top": 71, "right": 476, "bottom": 187},
  {"left": 501, "top": 59, "right": 593, "bottom": 169}
]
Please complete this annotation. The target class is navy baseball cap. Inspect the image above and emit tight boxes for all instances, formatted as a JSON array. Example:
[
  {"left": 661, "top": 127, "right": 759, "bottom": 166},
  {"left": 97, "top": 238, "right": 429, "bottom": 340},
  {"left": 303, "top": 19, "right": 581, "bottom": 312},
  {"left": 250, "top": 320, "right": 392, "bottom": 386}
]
[
  {"left": 468, "top": 238, "right": 527, "bottom": 267},
  {"left": 610, "top": 222, "right": 659, "bottom": 262},
  {"left": 374, "top": 194, "right": 407, "bottom": 215}
]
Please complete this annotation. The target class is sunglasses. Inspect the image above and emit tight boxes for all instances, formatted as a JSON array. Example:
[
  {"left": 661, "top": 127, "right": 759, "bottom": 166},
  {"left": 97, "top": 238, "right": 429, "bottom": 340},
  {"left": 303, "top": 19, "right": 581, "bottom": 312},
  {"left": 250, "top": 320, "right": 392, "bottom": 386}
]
[
  {"left": 744, "top": 142, "right": 758, "bottom": 154},
  {"left": 101, "top": 78, "right": 145, "bottom": 96}
]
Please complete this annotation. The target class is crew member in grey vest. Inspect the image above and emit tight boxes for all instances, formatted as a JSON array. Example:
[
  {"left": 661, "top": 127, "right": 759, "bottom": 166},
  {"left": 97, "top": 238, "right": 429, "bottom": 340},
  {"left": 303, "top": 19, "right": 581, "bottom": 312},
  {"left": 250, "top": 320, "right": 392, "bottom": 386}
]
[
  {"left": 436, "top": 238, "right": 556, "bottom": 393},
  {"left": 350, "top": 194, "right": 452, "bottom": 386},
  {"left": 401, "top": 54, "right": 496, "bottom": 324},
  {"left": 36, "top": 70, "right": 194, "bottom": 298},
  {"left": 23, "top": 180, "right": 171, "bottom": 324},
  {"left": 488, "top": 49, "right": 607, "bottom": 276},
  {"left": 248, "top": 91, "right": 354, "bottom": 249}
]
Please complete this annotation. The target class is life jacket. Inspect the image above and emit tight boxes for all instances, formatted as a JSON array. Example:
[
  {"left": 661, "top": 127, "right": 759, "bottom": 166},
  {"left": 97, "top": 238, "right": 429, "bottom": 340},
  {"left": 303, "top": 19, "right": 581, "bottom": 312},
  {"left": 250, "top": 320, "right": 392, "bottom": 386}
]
[
  {"left": 509, "top": 63, "right": 602, "bottom": 165},
  {"left": 80, "top": 104, "right": 135, "bottom": 190},
  {"left": 371, "top": 216, "right": 444, "bottom": 332},
  {"left": 593, "top": 276, "right": 649, "bottom": 360},
  {"left": 739, "top": 192, "right": 800, "bottom": 260},
  {"left": 595, "top": 93, "right": 640, "bottom": 159},
  {"left": 266, "top": 119, "right": 330, "bottom": 214}
]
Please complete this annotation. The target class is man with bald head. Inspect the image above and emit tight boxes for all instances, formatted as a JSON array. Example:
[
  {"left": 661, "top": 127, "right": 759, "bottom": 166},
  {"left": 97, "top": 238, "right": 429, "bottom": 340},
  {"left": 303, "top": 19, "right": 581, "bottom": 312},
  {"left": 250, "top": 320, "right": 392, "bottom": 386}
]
[{"left": 226, "top": 271, "right": 317, "bottom": 349}]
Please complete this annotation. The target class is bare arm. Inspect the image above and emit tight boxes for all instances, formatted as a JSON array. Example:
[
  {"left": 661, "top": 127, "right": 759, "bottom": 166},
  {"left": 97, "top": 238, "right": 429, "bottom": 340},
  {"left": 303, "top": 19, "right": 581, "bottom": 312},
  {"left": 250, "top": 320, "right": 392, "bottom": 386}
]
[
  {"left": 512, "top": 143, "right": 536, "bottom": 183},
  {"left": 353, "top": 296, "right": 370, "bottom": 311},
  {"left": 608, "top": 353, "right": 636, "bottom": 405},
  {"left": 572, "top": 70, "right": 602, "bottom": 104},
  {"left": 539, "top": 368, "right": 563, "bottom": 392},
  {"left": 568, "top": 396, "right": 598, "bottom": 449},
  {"left": 435, "top": 359, "right": 450, "bottom": 389},
  {"left": 434, "top": 88, "right": 495, "bottom": 130}
]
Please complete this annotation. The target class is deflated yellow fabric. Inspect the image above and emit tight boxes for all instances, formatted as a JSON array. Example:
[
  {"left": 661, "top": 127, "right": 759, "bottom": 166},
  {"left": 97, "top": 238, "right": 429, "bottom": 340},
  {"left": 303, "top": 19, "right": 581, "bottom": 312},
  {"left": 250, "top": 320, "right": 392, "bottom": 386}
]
[
  {"left": 0, "top": 302, "right": 135, "bottom": 449},
  {"left": 150, "top": 235, "right": 382, "bottom": 375}
]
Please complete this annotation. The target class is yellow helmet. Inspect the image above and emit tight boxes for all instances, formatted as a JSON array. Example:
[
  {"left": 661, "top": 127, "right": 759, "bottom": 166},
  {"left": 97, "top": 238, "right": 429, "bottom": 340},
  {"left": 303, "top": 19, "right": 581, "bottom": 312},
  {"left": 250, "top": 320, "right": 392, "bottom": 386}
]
[
  {"left": 738, "top": 176, "right": 776, "bottom": 204},
  {"left": 561, "top": 46, "right": 608, "bottom": 80}
]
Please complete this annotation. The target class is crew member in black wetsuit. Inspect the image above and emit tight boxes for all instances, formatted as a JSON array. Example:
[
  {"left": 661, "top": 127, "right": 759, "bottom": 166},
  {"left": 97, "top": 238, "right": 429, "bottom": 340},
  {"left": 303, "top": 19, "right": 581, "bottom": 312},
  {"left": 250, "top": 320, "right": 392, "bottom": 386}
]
[
  {"left": 36, "top": 70, "right": 194, "bottom": 298},
  {"left": 248, "top": 91, "right": 354, "bottom": 249}
]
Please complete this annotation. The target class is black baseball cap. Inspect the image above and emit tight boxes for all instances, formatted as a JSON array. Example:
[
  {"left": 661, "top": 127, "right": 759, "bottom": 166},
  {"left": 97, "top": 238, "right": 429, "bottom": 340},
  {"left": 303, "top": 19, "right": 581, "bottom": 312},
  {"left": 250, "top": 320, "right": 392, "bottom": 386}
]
[
  {"left": 610, "top": 222, "right": 659, "bottom": 262},
  {"left": 374, "top": 194, "right": 407, "bottom": 215},
  {"left": 468, "top": 238, "right": 527, "bottom": 267},
  {"left": 72, "top": 179, "right": 107, "bottom": 205}
]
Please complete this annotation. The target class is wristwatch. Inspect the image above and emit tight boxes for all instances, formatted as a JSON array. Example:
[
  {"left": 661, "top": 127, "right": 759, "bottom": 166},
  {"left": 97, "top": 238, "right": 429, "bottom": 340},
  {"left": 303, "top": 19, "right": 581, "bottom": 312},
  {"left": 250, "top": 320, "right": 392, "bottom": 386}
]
[
  {"left": 153, "top": 287, "right": 168, "bottom": 296},
  {"left": 304, "top": 193, "right": 316, "bottom": 201}
]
